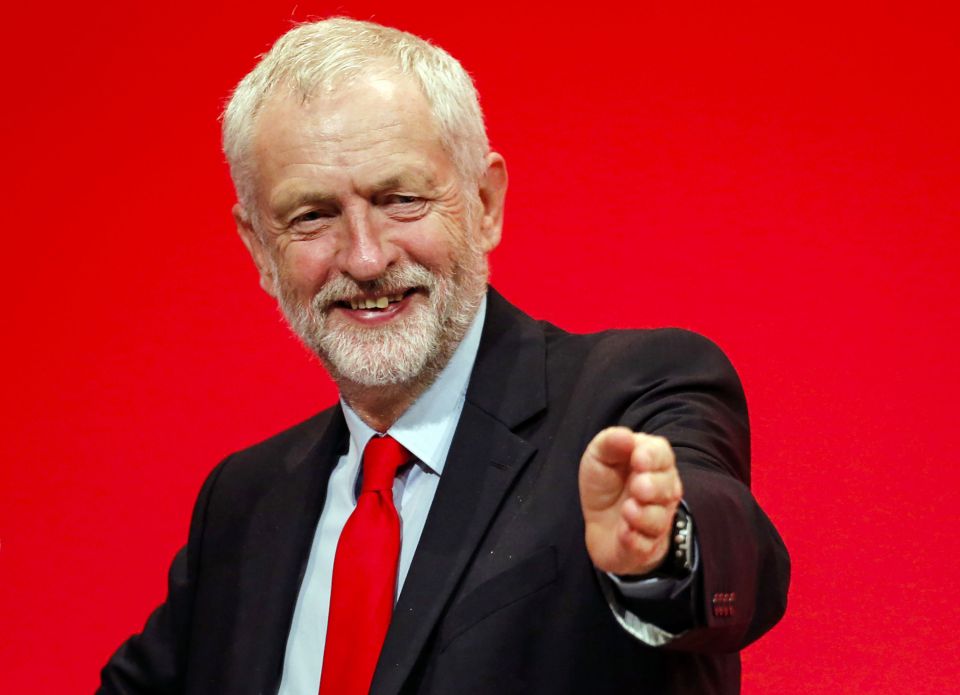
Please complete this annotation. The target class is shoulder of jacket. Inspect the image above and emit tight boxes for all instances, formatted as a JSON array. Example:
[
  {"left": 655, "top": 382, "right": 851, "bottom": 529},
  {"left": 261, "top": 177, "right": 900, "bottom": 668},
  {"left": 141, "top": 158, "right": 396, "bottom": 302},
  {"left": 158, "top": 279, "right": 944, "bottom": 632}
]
[
  {"left": 211, "top": 404, "right": 341, "bottom": 482},
  {"left": 546, "top": 324, "right": 724, "bottom": 356}
]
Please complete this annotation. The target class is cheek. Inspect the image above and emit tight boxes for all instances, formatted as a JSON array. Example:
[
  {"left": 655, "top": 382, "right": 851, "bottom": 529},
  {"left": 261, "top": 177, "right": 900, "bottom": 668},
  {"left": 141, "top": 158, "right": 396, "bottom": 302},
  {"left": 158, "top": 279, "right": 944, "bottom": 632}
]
[
  {"left": 275, "top": 242, "right": 338, "bottom": 298},
  {"left": 401, "top": 215, "right": 476, "bottom": 271},
  {"left": 403, "top": 238, "right": 455, "bottom": 272}
]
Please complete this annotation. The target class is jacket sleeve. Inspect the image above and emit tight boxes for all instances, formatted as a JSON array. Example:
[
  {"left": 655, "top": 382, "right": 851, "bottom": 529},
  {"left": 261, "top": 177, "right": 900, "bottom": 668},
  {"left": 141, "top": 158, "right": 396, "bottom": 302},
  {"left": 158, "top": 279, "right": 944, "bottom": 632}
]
[
  {"left": 603, "top": 329, "right": 790, "bottom": 652},
  {"left": 97, "top": 458, "right": 228, "bottom": 694}
]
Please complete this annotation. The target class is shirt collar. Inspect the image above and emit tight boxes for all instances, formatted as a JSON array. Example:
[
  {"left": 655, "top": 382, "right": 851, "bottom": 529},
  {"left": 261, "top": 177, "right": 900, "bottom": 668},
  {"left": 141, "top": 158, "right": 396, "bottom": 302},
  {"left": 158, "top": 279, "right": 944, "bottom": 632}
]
[{"left": 341, "top": 295, "right": 487, "bottom": 474}]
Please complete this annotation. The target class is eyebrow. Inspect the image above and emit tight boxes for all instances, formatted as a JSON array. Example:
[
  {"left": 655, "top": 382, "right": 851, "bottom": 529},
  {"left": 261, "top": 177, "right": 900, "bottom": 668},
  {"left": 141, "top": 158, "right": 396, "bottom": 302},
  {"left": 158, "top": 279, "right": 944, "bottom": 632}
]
[
  {"left": 270, "top": 172, "right": 439, "bottom": 216},
  {"left": 369, "top": 172, "right": 436, "bottom": 193},
  {"left": 270, "top": 189, "right": 338, "bottom": 217},
  {"left": 271, "top": 190, "right": 339, "bottom": 215}
]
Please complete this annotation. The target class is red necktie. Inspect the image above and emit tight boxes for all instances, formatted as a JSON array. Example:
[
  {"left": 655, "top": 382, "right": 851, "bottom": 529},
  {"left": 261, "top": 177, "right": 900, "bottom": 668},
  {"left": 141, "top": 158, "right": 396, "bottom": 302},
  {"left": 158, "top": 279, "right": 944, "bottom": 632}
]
[{"left": 319, "top": 435, "right": 409, "bottom": 695}]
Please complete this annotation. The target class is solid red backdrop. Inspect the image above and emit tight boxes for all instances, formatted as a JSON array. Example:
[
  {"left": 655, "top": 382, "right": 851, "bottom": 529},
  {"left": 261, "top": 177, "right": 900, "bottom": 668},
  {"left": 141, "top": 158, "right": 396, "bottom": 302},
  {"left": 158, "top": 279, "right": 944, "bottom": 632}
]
[{"left": 2, "top": 1, "right": 958, "bottom": 692}]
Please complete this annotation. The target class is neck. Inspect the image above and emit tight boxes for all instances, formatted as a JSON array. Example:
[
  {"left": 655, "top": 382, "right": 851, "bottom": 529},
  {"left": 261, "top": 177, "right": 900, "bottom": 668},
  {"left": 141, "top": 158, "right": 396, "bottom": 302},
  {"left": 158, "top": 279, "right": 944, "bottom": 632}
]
[{"left": 338, "top": 380, "right": 430, "bottom": 433}]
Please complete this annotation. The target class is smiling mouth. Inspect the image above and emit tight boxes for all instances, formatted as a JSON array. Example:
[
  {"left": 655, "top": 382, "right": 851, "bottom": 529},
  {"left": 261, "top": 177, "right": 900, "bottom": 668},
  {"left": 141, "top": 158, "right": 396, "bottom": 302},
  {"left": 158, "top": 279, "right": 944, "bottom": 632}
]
[{"left": 336, "top": 288, "right": 418, "bottom": 311}]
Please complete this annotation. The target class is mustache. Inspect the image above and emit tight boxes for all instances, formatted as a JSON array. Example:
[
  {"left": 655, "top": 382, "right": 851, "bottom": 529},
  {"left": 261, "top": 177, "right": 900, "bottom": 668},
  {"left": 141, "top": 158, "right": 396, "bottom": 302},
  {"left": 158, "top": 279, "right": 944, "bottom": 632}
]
[{"left": 310, "top": 263, "right": 438, "bottom": 310}]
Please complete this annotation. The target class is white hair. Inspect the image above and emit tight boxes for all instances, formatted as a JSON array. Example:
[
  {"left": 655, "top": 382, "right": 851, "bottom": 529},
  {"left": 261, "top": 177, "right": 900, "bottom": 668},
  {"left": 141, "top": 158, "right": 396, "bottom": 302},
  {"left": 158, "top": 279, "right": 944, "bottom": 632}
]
[{"left": 221, "top": 17, "right": 490, "bottom": 211}]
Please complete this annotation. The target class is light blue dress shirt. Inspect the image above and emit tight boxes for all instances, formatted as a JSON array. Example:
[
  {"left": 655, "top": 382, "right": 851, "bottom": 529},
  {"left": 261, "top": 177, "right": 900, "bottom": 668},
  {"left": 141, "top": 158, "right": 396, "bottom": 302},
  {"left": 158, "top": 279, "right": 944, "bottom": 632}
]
[
  {"left": 277, "top": 296, "right": 690, "bottom": 694},
  {"left": 277, "top": 300, "right": 487, "bottom": 694}
]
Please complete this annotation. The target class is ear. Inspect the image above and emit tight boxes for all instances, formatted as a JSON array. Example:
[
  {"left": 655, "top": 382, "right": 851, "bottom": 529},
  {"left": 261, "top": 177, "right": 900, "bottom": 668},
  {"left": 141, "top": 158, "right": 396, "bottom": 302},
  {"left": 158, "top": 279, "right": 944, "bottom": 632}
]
[
  {"left": 475, "top": 152, "right": 508, "bottom": 253},
  {"left": 233, "top": 203, "right": 278, "bottom": 298}
]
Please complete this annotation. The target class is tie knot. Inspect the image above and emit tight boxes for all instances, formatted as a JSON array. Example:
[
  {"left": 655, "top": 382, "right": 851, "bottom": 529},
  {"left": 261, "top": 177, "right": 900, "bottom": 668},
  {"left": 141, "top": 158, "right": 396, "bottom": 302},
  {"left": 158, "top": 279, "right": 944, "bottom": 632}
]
[{"left": 361, "top": 435, "right": 409, "bottom": 493}]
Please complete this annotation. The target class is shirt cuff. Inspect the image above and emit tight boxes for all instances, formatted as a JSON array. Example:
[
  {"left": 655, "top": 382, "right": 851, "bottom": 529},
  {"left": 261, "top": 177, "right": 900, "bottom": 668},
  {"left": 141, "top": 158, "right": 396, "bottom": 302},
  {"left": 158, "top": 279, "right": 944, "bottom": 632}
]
[
  {"left": 598, "top": 526, "right": 700, "bottom": 646},
  {"left": 598, "top": 574, "right": 682, "bottom": 646}
]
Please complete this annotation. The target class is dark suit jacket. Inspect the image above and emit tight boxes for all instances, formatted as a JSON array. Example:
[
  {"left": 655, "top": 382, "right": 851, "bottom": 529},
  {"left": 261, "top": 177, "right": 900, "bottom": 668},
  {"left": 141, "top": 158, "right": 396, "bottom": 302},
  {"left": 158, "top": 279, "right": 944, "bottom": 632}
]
[{"left": 99, "top": 289, "right": 789, "bottom": 695}]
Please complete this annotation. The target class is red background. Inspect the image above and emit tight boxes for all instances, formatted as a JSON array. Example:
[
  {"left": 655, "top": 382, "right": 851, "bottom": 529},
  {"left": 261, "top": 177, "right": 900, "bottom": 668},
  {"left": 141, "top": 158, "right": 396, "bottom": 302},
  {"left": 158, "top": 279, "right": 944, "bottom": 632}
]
[{"left": 2, "top": 1, "right": 958, "bottom": 691}]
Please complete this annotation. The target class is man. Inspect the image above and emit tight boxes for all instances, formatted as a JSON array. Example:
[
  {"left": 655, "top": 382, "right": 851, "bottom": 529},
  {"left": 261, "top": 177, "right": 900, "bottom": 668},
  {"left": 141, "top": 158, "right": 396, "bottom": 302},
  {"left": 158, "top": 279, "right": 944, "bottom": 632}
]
[{"left": 99, "top": 17, "right": 789, "bottom": 695}]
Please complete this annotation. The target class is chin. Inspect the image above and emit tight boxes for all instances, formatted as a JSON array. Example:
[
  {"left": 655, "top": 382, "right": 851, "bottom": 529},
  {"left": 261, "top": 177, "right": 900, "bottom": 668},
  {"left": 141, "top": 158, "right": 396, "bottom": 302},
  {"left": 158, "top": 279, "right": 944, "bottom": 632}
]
[{"left": 311, "top": 302, "right": 446, "bottom": 388}]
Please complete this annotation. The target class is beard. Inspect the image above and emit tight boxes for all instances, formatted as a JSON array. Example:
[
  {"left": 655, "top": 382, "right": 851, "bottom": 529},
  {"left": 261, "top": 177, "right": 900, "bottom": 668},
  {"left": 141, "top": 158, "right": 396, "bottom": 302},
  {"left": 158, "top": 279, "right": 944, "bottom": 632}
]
[{"left": 275, "top": 237, "right": 489, "bottom": 389}]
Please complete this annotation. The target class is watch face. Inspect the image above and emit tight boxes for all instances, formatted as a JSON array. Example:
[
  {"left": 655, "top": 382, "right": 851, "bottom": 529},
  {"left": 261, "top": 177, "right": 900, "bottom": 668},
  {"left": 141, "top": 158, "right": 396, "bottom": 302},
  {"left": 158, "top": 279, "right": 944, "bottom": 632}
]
[{"left": 672, "top": 509, "right": 693, "bottom": 573}]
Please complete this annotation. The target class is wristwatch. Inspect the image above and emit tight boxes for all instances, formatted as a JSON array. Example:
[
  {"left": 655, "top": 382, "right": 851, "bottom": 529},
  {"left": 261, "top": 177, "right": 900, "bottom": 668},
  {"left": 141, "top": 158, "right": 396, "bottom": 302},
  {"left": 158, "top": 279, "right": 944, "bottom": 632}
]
[{"left": 661, "top": 505, "right": 694, "bottom": 576}]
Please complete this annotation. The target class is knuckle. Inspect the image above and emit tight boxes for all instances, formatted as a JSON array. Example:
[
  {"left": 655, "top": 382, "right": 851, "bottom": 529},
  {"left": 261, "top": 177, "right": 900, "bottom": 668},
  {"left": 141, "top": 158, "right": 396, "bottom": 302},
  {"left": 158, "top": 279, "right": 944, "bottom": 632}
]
[
  {"left": 630, "top": 473, "right": 655, "bottom": 500},
  {"left": 622, "top": 498, "right": 642, "bottom": 522},
  {"left": 654, "top": 436, "right": 675, "bottom": 459}
]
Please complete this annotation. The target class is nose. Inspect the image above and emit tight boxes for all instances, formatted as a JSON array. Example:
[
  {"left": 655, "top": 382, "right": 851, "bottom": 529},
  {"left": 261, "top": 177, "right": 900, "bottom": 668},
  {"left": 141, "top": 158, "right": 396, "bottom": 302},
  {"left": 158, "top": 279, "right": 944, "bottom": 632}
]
[{"left": 337, "top": 203, "right": 394, "bottom": 282}]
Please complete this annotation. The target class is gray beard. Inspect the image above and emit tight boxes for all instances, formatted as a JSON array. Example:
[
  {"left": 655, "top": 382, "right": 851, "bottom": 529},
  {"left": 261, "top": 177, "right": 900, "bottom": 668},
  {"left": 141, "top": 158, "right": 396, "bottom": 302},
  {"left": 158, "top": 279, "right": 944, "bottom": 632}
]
[{"left": 277, "top": 256, "right": 487, "bottom": 390}]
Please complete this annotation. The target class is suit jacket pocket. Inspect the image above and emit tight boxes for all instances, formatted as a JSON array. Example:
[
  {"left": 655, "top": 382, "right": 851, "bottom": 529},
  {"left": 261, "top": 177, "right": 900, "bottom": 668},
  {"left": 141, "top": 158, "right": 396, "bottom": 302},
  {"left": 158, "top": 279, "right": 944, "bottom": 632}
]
[{"left": 438, "top": 545, "right": 558, "bottom": 652}]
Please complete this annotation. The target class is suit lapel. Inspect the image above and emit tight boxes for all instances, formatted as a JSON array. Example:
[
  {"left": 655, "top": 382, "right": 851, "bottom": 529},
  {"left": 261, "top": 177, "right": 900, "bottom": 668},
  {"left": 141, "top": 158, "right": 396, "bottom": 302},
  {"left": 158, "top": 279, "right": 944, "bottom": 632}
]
[
  {"left": 371, "top": 289, "right": 547, "bottom": 695},
  {"left": 232, "top": 407, "right": 349, "bottom": 694}
]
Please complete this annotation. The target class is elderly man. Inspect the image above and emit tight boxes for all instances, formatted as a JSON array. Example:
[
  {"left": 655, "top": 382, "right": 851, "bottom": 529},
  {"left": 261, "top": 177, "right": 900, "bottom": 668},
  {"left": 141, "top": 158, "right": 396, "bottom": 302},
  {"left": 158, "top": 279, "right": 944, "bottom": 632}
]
[{"left": 99, "top": 17, "right": 789, "bottom": 695}]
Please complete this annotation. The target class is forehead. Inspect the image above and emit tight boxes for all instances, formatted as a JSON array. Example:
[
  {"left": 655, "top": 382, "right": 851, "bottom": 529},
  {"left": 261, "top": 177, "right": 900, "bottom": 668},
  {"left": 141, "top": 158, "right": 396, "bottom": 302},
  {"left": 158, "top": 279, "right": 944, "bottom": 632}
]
[{"left": 250, "top": 72, "right": 449, "bottom": 183}]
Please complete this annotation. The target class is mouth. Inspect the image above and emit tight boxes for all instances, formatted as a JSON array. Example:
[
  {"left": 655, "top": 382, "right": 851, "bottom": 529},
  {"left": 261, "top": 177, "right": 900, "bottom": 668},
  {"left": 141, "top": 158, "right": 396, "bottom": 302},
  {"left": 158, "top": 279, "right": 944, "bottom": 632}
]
[
  {"left": 328, "top": 287, "right": 421, "bottom": 323},
  {"left": 337, "top": 289, "right": 412, "bottom": 311}
]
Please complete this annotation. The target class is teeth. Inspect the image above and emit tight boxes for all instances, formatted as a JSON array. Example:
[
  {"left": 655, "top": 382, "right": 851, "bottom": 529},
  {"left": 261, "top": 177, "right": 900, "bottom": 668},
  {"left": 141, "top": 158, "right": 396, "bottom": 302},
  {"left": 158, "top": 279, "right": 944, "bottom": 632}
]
[{"left": 348, "top": 293, "right": 406, "bottom": 310}]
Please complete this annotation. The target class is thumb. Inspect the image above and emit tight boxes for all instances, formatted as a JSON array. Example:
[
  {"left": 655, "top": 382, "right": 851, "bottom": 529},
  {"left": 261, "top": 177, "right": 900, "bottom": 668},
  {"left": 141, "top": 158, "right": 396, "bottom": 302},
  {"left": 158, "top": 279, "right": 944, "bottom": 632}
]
[
  {"left": 579, "top": 427, "right": 635, "bottom": 511},
  {"left": 585, "top": 426, "right": 636, "bottom": 468}
]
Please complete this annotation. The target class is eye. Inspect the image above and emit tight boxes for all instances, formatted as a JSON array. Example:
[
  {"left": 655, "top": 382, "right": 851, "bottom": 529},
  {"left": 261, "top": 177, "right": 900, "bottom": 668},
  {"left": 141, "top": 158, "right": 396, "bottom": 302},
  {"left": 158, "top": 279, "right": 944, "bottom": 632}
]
[
  {"left": 379, "top": 194, "right": 428, "bottom": 220},
  {"left": 292, "top": 209, "right": 335, "bottom": 224},
  {"left": 386, "top": 194, "right": 420, "bottom": 205},
  {"left": 287, "top": 208, "right": 337, "bottom": 237}
]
